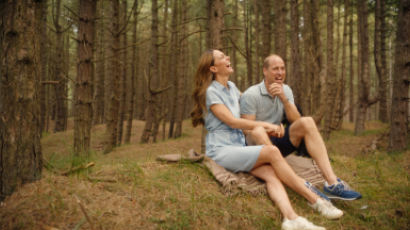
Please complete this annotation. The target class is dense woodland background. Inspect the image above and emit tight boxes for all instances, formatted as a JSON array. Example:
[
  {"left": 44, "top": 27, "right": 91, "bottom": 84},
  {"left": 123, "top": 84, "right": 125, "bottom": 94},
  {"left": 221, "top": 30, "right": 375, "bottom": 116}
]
[{"left": 0, "top": 0, "right": 409, "bottom": 203}]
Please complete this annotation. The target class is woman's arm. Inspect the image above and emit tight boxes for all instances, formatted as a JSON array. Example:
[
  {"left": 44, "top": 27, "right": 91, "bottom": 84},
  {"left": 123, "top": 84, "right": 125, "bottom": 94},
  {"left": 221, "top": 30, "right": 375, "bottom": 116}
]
[{"left": 210, "top": 104, "right": 281, "bottom": 135}]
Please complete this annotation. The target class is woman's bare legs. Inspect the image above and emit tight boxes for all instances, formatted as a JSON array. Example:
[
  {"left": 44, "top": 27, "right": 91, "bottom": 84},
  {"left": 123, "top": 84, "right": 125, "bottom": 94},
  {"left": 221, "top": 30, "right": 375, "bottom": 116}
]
[
  {"left": 251, "top": 165, "right": 298, "bottom": 220},
  {"left": 249, "top": 126, "right": 318, "bottom": 204}
]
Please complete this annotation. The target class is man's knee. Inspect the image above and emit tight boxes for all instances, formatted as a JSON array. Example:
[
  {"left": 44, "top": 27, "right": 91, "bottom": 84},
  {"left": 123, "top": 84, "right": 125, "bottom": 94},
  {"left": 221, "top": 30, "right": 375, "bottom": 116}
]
[{"left": 297, "top": 116, "right": 317, "bottom": 132}]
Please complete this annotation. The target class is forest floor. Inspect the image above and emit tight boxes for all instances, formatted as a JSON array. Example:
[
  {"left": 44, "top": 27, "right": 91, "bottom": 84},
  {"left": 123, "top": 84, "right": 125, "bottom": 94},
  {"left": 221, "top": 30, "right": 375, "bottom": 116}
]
[{"left": 0, "top": 120, "right": 408, "bottom": 230}]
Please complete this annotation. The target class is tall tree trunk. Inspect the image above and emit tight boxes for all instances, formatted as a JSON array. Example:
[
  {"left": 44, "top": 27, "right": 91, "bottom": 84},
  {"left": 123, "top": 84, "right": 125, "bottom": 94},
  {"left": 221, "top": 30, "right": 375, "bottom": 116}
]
[
  {"left": 304, "top": 0, "right": 324, "bottom": 122},
  {"left": 355, "top": 0, "right": 375, "bottom": 135},
  {"left": 389, "top": 0, "right": 409, "bottom": 151},
  {"left": 168, "top": 0, "right": 179, "bottom": 138},
  {"left": 38, "top": 0, "right": 48, "bottom": 135},
  {"left": 0, "top": 0, "right": 43, "bottom": 201},
  {"left": 273, "top": 0, "right": 287, "bottom": 62},
  {"left": 244, "top": 0, "right": 253, "bottom": 88},
  {"left": 104, "top": 0, "right": 121, "bottom": 153},
  {"left": 323, "top": 0, "right": 336, "bottom": 139},
  {"left": 125, "top": 0, "right": 139, "bottom": 144},
  {"left": 333, "top": 0, "right": 349, "bottom": 130},
  {"left": 93, "top": 0, "right": 105, "bottom": 125},
  {"left": 348, "top": 0, "right": 354, "bottom": 122},
  {"left": 208, "top": 0, "right": 224, "bottom": 49},
  {"left": 117, "top": 0, "right": 128, "bottom": 145},
  {"left": 141, "top": 0, "right": 160, "bottom": 143},
  {"left": 203, "top": 0, "right": 225, "bottom": 153},
  {"left": 53, "top": 0, "right": 68, "bottom": 132},
  {"left": 174, "top": 0, "right": 188, "bottom": 138},
  {"left": 231, "top": 0, "right": 239, "bottom": 85},
  {"left": 74, "top": 0, "right": 96, "bottom": 156},
  {"left": 374, "top": 0, "right": 389, "bottom": 122},
  {"left": 302, "top": 0, "right": 312, "bottom": 115},
  {"left": 261, "top": 0, "right": 271, "bottom": 58},
  {"left": 160, "top": 0, "right": 169, "bottom": 141},
  {"left": 311, "top": 0, "right": 325, "bottom": 122},
  {"left": 289, "top": 0, "right": 302, "bottom": 105},
  {"left": 253, "top": 0, "right": 261, "bottom": 83}
]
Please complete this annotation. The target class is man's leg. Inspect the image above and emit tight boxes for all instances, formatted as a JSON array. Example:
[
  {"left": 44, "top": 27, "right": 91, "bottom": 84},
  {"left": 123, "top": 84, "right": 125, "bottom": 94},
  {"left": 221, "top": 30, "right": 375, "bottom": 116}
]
[{"left": 288, "top": 117, "right": 338, "bottom": 185}]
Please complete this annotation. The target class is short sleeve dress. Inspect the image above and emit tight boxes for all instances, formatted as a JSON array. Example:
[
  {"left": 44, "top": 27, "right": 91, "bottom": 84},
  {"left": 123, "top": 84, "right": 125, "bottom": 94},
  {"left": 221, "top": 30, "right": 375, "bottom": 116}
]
[{"left": 205, "top": 80, "right": 263, "bottom": 173}]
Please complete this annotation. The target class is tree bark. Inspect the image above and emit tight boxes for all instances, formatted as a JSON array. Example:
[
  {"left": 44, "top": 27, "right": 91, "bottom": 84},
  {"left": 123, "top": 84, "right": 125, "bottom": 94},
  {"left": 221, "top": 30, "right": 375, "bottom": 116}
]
[
  {"left": 333, "top": 0, "right": 349, "bottom": 130},
  {"left": 253, "top": 0, "right": 262, "bottom": 83},
  {"left": 125, "top": 0, "right": 139, "bottom": 144},
  {"left": 141, "top": 0, "right": 161, "bottom": 143},
  {"left": 348, "top": 0, "right": 354, "bottom": 122},
  {"left": 243, "top": 0, "right": 253, "bottom": 88},
  {"left": 0, "top": 0, "right": 43, "bottom": 201},
  {"left": 273, "top": 0, "right": 287, "bottom": 62},
  {"left": 93, "top": 0, "right": 105, "bottom": 125},
  {"left": 104, "top": 0, "right": 121, "bottom": 153},
  {"left": 168, "top": 0, "right": 179, "bottom": 138},
  {"left": 289, "top": 0, "right": 302, "bottom": 105},
  {"left": 74, "top": 0, "right": 96, "bottom": 156},
  {"left": 355, "top": 0, "right": 375, "bottom": 135},
  {"left": 389, "top": 0, "right": 409, "bottom": 151},
  {"left": 302, "top": 0, "right": 312, "bottom": 115},
  {"left": 174, "top": 0, "right": 188, "bottom": 138},
  {"left": 53, "top": 0, "right": 68, "bottom": 132},
  {"left": 261, "top": 0, "right": 271, "bottom": 58},
  {"left": 323, "top": 0, "right": 336, "bottom": 139},
  {"left": 207, "top": 0, "right": 224, "bottom": 49},
  {"left": 117, "top": 0, "right": 128, "bottom": 145},
  {"left": 374, "top": 0, "right": 389, "bottom": 123},
  {"left": 37, "top": 0, "right": 48, "bottom": 135}
]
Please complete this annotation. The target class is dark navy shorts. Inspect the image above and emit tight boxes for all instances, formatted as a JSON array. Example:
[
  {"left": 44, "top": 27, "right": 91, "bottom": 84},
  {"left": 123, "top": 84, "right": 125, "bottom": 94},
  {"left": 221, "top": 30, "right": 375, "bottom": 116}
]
[{"left": 269, "top": 125, "right": 310, "bottom": 158}]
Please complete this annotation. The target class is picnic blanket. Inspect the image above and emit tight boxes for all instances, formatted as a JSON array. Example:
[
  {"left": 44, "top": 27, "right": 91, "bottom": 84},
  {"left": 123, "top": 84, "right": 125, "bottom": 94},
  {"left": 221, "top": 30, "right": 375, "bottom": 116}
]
[{"left": 157, "top": 149, "right": 325, "bottom": 196}]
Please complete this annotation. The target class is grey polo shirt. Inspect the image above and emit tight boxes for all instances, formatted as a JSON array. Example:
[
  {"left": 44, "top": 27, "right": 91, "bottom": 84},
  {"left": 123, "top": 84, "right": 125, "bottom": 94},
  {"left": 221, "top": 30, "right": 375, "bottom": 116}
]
[{"left": 239, "top": 81, "right": 295, "bottom": 125}]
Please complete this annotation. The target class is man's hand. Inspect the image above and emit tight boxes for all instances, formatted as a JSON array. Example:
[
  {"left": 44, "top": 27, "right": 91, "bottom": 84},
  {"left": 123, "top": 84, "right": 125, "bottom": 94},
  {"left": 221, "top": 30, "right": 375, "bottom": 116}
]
[
  {"left": 268, "top": 83, "right": 287, "bottom": 101},
  {"left": 267, "top": 123, "right": 285, "bottom": 138}
]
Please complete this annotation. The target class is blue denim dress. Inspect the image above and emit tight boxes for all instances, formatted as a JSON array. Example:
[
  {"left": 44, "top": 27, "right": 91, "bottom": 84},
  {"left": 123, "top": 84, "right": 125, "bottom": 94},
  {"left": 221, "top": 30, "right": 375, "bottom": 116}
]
[{"left": 205, "top": 80, "right": 262, "bottom": 173}]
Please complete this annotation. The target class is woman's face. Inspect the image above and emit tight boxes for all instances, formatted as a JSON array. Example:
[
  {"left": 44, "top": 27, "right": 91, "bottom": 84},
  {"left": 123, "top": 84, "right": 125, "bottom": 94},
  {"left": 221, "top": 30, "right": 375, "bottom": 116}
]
[{"left": 210, "top": 50, "right": 233, "bottom": 76}]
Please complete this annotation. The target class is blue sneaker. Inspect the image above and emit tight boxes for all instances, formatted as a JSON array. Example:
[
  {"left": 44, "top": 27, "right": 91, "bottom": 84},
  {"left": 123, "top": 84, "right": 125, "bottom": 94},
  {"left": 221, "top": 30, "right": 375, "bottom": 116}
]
[
  {"left": 305, "top": 181, "right": 330, "bottom": 201},
  {"left": 323, "top": 178, "right": 362, "bottom": 200}
]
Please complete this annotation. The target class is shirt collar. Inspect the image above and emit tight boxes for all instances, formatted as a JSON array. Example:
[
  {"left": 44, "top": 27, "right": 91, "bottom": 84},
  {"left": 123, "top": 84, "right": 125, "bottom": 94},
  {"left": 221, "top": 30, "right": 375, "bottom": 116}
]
[
  {"left": 212, "top": 80, "right": 231, "bottom": 91},
  {"left": 258, "top": 81, "right": 271, "bottom": 97}
]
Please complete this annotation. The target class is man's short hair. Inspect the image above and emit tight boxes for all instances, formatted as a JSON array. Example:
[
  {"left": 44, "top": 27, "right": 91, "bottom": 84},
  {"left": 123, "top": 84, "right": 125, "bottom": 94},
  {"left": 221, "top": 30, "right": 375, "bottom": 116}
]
[{"left": 263, "top": 54, "right": 283, "bottom": 69}]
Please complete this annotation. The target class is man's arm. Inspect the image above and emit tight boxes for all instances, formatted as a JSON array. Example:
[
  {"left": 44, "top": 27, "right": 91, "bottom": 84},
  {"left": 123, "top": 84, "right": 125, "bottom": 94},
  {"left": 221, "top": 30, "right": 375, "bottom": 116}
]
[
  {"left": 269, "top": 83, "right": 301, "bottom": 123},
  {"left": 281, "top": 98, "right": 301, "bottom": 123}
]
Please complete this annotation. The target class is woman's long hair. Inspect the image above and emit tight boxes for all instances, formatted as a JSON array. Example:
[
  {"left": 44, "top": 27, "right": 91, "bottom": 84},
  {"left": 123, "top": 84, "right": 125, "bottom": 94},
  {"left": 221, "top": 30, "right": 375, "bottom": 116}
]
[{"left": 191, "top": 49, "right": 215, "bottom": 127}]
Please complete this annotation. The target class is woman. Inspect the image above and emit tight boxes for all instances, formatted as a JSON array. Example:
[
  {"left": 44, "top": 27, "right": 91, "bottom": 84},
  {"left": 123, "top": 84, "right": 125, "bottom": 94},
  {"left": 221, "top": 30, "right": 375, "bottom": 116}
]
[{"left": 191, "top": 49, "right": 343, "bottom": 230}]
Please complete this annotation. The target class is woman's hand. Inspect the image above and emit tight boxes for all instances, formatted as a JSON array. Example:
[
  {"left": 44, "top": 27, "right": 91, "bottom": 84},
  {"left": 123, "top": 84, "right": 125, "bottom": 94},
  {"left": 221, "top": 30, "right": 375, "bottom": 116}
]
[{"left": 266, "top": 123, "right": 285, "bottom": 138}]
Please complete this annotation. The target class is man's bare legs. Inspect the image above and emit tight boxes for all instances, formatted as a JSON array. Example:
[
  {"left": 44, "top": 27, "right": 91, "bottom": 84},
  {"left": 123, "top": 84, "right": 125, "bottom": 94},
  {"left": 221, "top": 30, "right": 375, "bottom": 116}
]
[{"left": 288, "top": 117, "right": 338, "bottom": 185}]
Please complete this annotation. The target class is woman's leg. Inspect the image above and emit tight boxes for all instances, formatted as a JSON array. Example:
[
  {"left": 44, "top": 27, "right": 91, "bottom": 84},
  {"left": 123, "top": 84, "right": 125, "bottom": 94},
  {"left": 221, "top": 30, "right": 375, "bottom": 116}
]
[
  {"left": 248, "top": 126, "right": 317, "bottom": 203},
  {"left": 253, "top": 145, "right": 318, "bottom": 204},
  {"left": 250, "top": 164, "right": 298, "bottom": 220}
]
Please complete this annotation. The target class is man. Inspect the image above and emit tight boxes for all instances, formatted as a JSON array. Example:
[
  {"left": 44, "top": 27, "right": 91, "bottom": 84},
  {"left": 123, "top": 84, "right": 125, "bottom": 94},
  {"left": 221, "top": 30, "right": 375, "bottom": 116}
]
[{"left": 239, "top": 54, "right": 362, "bottom": 200}]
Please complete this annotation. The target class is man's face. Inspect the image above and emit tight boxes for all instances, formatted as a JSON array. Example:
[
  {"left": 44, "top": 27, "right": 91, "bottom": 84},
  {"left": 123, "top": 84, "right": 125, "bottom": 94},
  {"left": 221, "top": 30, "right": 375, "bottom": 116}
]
[{"left": 263, "top": 56, "right": 286, "bottom": 85}]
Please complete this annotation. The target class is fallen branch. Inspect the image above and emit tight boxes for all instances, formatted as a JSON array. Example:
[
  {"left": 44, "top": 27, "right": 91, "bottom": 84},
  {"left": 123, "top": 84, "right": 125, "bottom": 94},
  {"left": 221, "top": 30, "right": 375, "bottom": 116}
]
[
  {"left": 62, "top": 162, "right": 95, "bottom": 176},
  {"left": 74, "top": 195, "right": 96, "bottom": 230},
  {"left": 43, "top": 159, "right": 95, "bottom": 176},
  {"left": 87, "top": 176, "right": 117, "bottom": 183}
]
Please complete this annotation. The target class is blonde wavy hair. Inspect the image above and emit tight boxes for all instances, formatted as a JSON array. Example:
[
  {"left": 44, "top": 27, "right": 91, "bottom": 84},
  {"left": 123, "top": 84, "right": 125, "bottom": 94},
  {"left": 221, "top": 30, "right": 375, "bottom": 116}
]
[{"left": 191, "top": 49, "right": 215, "bottom": 127}]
